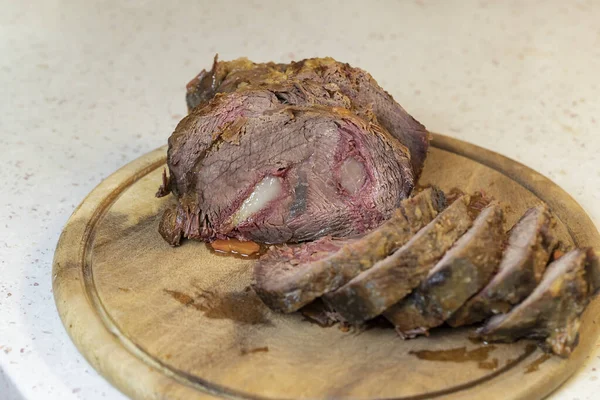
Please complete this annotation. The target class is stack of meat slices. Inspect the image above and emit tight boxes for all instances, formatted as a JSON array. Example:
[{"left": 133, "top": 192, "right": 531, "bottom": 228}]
[{"left": 253, "top": 187, "right": 600, "bottom": 357}]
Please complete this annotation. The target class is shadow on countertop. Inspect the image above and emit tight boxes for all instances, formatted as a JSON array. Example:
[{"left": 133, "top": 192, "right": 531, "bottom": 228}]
[{"left": 1, "top": 367, "right": 26, "bottom": 400}]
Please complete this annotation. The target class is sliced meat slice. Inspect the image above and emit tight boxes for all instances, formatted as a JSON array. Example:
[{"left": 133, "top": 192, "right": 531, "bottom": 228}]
[
  {"left": 475, "top": 248, "right": 600, "bottom": 357},
  {"left": 324, "top": 196, "right": 473, "bottom": 324},
  {"left": 384, "top": 203, "right": 505, "bottom": 338},
  {"left": 448, "top": 205, "right": 557, "bottom": 327},
  {"left": 252, "top": 188, "right": 447, "bottom": 313}
]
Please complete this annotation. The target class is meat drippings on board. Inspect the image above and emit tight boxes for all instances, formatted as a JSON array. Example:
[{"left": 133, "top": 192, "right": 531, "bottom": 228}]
[
  {"left": 409, "top": 345, "right": 496, "bottom": 364},
  {"left": 210, "top": 239, "right": 262, "bottom": 257}
]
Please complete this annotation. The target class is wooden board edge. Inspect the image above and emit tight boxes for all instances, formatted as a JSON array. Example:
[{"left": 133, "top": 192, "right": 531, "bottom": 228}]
[
  {"left": 431, "top": 133, "right": 600, "bottom": 247},
  {"left": 52, "top": 135, "right": 600, "bottom": 400}
]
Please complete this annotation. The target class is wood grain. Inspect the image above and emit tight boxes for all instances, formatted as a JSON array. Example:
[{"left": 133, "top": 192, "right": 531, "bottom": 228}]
[{"left": 52, "top": 134, "right": 600, "bottom": 400}]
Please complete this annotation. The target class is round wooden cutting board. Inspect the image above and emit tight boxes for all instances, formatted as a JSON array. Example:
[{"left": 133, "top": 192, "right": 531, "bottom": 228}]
[{"left": 53, "top": 134, "right": 600, "bottom": 400}]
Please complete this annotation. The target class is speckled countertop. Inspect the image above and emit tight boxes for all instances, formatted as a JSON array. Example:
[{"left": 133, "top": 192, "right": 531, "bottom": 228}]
[{"left": 1, "top": 0, "right": 599, "bottom": 399}]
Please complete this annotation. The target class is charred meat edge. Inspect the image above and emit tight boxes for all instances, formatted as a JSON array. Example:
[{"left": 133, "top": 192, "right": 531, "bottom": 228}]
[
  {"left": 324, "top": 196, "right": 473, "bottom": 324},
  {"left": 447, "top": 205, "right": 557, "bottom": 327},
  {"left": 385, "top": 203, "right": 504, "bottom": 338},
  {"left": 475, "top": 248, "right": 600, "bottom": 357}
]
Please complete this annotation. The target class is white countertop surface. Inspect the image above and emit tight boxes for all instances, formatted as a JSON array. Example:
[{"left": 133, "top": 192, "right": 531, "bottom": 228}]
[{"left": 1, "top": 0, "right": 599, "bottom": 399}]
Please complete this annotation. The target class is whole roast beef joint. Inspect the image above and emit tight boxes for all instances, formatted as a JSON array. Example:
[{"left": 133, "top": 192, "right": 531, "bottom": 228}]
[
  {"left": 156, "top": 56, "right": 600, "bottom": 357},
  {"left": 157, "top": 57, "right": 429, "bottom": 245}
]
